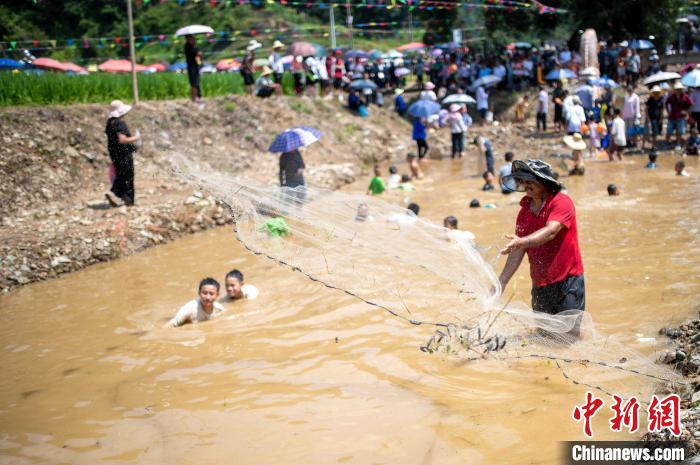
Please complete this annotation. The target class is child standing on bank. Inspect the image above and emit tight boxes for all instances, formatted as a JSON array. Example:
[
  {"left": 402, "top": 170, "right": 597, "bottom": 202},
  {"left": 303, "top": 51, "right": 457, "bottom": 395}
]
[{"left": 366, "top": 164, "right": 386, "bottom": 195}]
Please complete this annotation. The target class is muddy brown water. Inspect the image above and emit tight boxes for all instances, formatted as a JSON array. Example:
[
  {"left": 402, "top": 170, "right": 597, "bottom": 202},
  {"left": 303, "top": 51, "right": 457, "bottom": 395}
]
[{"left": 1, "top": 151, "right": 698, "bottom": 464}]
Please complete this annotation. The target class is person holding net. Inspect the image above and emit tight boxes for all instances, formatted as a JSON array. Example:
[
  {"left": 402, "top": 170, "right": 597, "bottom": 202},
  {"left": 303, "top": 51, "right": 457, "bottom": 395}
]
[{"left": 498, "top": 160, "right": 585, "bottom": 337}]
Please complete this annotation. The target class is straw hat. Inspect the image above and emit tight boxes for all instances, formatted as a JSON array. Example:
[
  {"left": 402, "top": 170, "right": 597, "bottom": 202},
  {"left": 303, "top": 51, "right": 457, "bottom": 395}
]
[
  {"left": 108, "top": 100, "right": 132, "bottom": 119},
  {"left": 650, "top": 85, "right": 662, "bottom": 94},
  {"left": 674, "top": 81, "right": 685, "bottom": 90},
  {"left": 394, "top": 88, "right": 404, "bottom": 96},
  {"left": 424, "top": 82, "right": 435, "bottom": 90},
  {"left": 563, "top": 132, "right": 587, "bottom": 151},
  {"left": 260, "top": 66, "right": 273, "bottom": 76},
  {"left": 449, "top": 103, "right": 462, "bottom": 113},
  {"left": 272, "top": 40, "right": 285, "bottom": 49},
  {"left": 247, "top": 40, "right": 262, "bottom": 52}
]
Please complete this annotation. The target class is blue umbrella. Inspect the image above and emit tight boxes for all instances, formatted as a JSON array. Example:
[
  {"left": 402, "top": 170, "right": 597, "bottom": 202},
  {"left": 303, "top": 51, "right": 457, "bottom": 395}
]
[
  {"left": 345, "top": 50, "right": 368, "bottom": 59},
  {"left": 168, "top": 62, "right": 187, "bottom": 72},
  {"left": 408, "top": 100, "right": 441, "bottom": 118},
  {"left": 594, "top": 76, "right": 618, "bottom": 88},
  {"left": 0, "top": 58, "right": 23, "bottom": 70},
  {"left": 544, "top": 68, "right": 577, "bottom": 80},
  {"left": 349, "top": 79, "right": 377, "bottom": 90},
  {"left": 629, "top": 39, "right": 654, "bottom": 50},
  {"left": 682, "top": 69, "right": 700, "bottom": 88},
  {"left": 269, "top": 127, "right": 322, "bottom": 153}
]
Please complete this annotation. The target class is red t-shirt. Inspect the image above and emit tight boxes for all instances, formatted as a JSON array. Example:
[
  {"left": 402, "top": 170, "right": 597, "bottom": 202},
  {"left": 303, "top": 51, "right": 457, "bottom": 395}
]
[
  {"left": 666, "top": 92, "right": 693, "bottom": 120},
  {"left": 515, "top": 192, "right": 584, "bottom": 287}
]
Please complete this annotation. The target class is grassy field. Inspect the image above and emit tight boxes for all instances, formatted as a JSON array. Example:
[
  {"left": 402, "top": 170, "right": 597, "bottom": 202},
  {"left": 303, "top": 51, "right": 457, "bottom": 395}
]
[{"left": 0, "top": 71, "right": 298, "bottom": 106}]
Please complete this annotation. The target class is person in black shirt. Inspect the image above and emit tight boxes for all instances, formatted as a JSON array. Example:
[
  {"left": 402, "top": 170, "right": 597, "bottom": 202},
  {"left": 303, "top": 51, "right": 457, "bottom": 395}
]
[
  {"left": 105, "top": 100, "right": 141, "bottom": 206},
  {"left": 184, "top": 35, "right": 202, "bottom": 102},
  {"left": 279, "top": 149, "right": 306, "bottom": 202},
  {"left": 644, "top": 85, "right": 665, "bottom": 150}
]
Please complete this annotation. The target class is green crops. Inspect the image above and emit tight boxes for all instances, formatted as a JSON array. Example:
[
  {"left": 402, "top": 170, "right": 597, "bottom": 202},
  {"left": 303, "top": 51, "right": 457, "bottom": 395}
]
[{"left": 0, "top": 71, "right": 296, "bottom": 106}]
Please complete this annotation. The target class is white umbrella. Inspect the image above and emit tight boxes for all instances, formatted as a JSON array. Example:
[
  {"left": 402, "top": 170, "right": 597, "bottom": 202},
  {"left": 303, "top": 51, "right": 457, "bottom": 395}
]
[
  {"left": 382, "top": 50, "right": 403, "bottom": 59},
  {"left": 643, "top": 71, "right": 681, "bottom": 86},
  {"left": 442, "top": 93, "right": 476, "bottom": 105},
  {"left": 681, "top": 69, "right": 700, "bottom": 88},
  {"left": 175, "top": 25, "right": 214, "bottom": 36},
  {"left": 470, "top": 75, "right": 501, "bottom": 90}
]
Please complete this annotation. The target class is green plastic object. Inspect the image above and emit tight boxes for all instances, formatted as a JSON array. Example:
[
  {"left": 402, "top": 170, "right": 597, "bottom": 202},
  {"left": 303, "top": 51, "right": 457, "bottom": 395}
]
[{"left": 261, "top": 217, "right": 291, "bottom": 237}]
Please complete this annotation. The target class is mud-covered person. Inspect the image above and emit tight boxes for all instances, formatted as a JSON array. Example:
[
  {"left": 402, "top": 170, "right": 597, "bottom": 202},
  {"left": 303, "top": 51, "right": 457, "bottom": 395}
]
[
  {"left": 221, "top": 269, "right": 258, "bottom": 302},
  {"left": 165, "top": 278, "right": 224, "bottom": 328},
  {"left": 105, "top": 100, "right": 141, "bottom": 207},
  {"left": 497, "top": 160, "right": 585, "bottom": 338}
]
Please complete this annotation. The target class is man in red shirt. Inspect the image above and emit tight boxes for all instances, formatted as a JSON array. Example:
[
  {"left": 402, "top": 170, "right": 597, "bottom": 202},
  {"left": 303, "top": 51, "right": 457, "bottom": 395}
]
[
  {"left": 498, "top": 160, "right": 585, "bottom": 336},
  {"left": 665, "top": 81, "right": 693, "bottom": 150}
]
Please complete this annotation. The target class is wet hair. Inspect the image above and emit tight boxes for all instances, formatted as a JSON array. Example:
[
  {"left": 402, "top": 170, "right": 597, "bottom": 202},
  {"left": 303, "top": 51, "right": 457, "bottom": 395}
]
[
  {"left": 225, "top": 269, "right": 244, "bottom": 283},
  {"left": 614, "top": 108, "right": 621, "bottom": 116},
  {"left": 505, "top": 152, "right": 514, "bottom": 162},
  {"left": 407, "top": 202, "right": 420, "bottom": 215},
  {"left": 199, "top": 277, "right": 220, "bottom": 292},
  {"left": 648, "top": 151, "right": 658, "bottom": 162},
  {"left": 469, "top": 198, "right": 481, "bottom": 208},
  {"left": 389, "top": 165, "right": 398, "bottom": 174},
  {"left": 607, "top": 184, "right": 618, "bottom": 195},
  {"left": 401, "top": 174, "right": 411, "bottom": 183},
  {"left": 444, "top": 216, "right": 458, "bottom": 228},
  {"left": 676, "top": 160, "right": 686, "bottom": 170}
]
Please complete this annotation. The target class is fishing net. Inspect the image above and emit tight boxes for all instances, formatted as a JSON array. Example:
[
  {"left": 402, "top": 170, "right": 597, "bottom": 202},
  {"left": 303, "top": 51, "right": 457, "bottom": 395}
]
[{"left": 177, "top": 159, "right": 683, "bottom": 401}]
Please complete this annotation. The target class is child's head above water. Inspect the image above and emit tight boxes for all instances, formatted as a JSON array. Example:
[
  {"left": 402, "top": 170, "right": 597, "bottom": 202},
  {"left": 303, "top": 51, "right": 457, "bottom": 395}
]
[
  {"left": 675, "top": 160, "right": 686, "bottom": 175},
  {"left": 648, "top": 150, "right": 658, "bottom": 163},
  {"left": 407, "top": 202, "right": 420, "bottom": 215},
  {"left": 389, "top": 165, "right": 398, "bottom": 175},
  {"left": 401, "top": 174, "right": 411, "bottom": 183},
  {"left": 607, "top": 184, "right": 619, "bottom": 196},
  {"left": 224, "top": 270, "right": 244, "bottom": 299},
  {"left": 199, "top": 277, "right": 220, "bottom": 307},
  {"left": 443, "top": 216, "right": 458, "bottom": 229},
  {"left": 505, "top": 152, "right": 514, "bottom": 162}
]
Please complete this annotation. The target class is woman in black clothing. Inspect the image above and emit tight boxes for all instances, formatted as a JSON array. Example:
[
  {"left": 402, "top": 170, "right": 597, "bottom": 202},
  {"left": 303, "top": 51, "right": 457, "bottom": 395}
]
[{"left": 105, "top": 100, "right": 141, "bottom": 207}]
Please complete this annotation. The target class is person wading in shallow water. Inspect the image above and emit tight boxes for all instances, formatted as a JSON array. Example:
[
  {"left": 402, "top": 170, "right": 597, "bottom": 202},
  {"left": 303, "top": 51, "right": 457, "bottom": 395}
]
[{"left": 497, "top": 160, "right": 585, "bottom": 336}]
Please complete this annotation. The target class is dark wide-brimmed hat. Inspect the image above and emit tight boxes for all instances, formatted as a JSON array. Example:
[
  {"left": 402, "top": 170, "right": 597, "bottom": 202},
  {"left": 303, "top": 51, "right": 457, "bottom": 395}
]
[{"left": 501, "top": 159, "right": 562, "bottom": 193}]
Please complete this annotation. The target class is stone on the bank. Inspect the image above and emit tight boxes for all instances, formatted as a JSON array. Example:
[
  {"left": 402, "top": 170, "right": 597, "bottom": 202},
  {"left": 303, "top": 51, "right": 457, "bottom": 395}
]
[
  {"left": 63, "top": 146, "right": 79, "bottom": 159},
  {"left": 690, "top": 356, "right": 700, "bottom": 372},
  {"left": 692, "top": 391, "right": 700, "bottom": 404},
  {"left": 676, "top": 350, "right": 687, "bottom": 362}
]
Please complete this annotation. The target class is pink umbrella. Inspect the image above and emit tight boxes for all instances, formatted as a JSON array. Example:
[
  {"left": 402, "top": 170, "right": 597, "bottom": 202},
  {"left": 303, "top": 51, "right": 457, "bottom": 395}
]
[
  {"left": 146, "top": 63, "right": 167, "bottom": 72},
  {"left": 98, "top": 59, "right": 148, "bottom": 73},
  {"left": 33, "top": 57, "right": 68, "bottom": 72},
  {"left": 396, "top": 42, "right": 425, "bottom": 52},
  {"left": 216, "top": 58, "right": 240, "bottom": 71},
  {"left": 62, "top": 62, "right": 88, "bottom": 74},
  {"left": 286, "top": 41, "right": 315, "bottom": 57}
]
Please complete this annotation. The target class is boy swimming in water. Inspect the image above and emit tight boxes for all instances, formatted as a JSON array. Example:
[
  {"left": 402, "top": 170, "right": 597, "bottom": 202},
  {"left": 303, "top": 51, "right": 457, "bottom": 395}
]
[
  {"left": 165, "top": 277, "right": 224, "bottom": 327},
  {"left": 223, "top": 269, "right": 259, "bottom": 301}
]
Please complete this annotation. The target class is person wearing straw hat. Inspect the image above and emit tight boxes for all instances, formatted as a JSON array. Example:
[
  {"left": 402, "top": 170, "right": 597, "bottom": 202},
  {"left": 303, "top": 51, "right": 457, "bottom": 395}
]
[
  {"left": 642, "top": 85, "right": 664, "bottom": 151},
  {"left": 665, "top": 81, "right": 693, "bottom": 150},
  {"left": 498, "top": 159, "right": 585, "bottom": 336},
  {"left": 184, "top": 35, "right": 202, "bottom": 102},
  {"left": 563, "top": 132, "right": 587, "bottom": 176},
  {"left": 419, "top": 82, "right": 437, "bottom": 101},
  {"left": 104, "top": 100, "right": 141, "bottom": 207},
  {"left": 255, "top": 66, "right": 279, "bottom": 98},
  {"left": 448, "top": 103, "right": 468, "bottom": 159},
  {"left": 269, "top": 40, "right": 285, "bottom": 85},
  {"left": 241, "top": 40, "right": 261, "bottom": 96},
  {"left": 394, "top": 88, "right": 407, "bottom": 117}
]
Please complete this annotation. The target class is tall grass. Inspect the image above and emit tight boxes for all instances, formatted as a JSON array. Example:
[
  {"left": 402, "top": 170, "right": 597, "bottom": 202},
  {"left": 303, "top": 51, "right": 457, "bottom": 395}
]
[{"left": 0, "top": 71, "right": 296, "bottom": 106}]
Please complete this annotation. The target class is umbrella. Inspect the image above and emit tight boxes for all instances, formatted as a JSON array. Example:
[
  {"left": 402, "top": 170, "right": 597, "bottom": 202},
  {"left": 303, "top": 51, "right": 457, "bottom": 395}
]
[
  {"left": 216, "top": 58, "right": 240, "bottom": 72},
  {"left": 146, "top": 63, "right": 168, "bottom": 72},
  {"left": 394, "top": 67, "right": 410, "bottom": 77},
  {"left": 32, "top": 57, "right": 68, "bottom": 72},
  {"left": 369, "top": 49, "right": 383, "bottom": 60},
  {"left": 681, "top": 69, "right": 700, "bottom": 88},
  {"left": 643, "top": 71, "right": 681, "bottom": 86},
  {"left": 175, "top": 25, "right": 214, "bottom": 36},
  {"left": 382, "top": 50, "right": 403, "bottom": 59},
  {"left": 168, "top": 62, "right": 188, "bottom": 72},
  {"left": 544, "top": 68, "right": 577, "bottom": 80},
  {"left": 253, "top": 58, "right": 269, "bottom": 67},
  {"left": 99, "top": 59, "right": 149, "bottom": 73},
  {"left": 513, "top": 41, "right": 532, "bottom": 49},
  {"left": 436, "top": 42, "right": 460, "bottom": 50},
  {"left": 579, "top": 67, "right": 600, "bottom": 79},
  {"left": 287, "top": 41, "right": 316, "bottom": 57},
  {"left": 0, "top": 58, "right": 23, "bottom": 70},
  {"left": 269, "top": 127, "right": 322, "bottom": 153},
  {"left": 594, "top": 76, "right": 618, "bottom": 88},
  {"left": 442, "top": 93, "right": 476, "bottom": 105},
  {"left": 629, "top": 39, "right": 654, "bottom": 50},
  {"left": 408, "top": 100, "right": 441, "bottom": 118},
  {"left": 471, "top": 75, "right": 502, "bottom": 89},
  {"left": 311, "top": 43, "right": 327, "bottom": 58},
  {"left": 396, "top": 42, "right": 425, "bottom": 51},
  {"left": 345, "top": 50, "right": 368, "bottom": 59},
  {"left": 200, "top": 64, "right": 216, "bottom": 73},
  {"left": 431, "top": 48, "right": 443, "bottom": 57},
  {"left": 349, "top": 79, "right": 377, "bottom": 90},
  {"left": 62, "top": 62, "right": 88, "bottom": 74}
]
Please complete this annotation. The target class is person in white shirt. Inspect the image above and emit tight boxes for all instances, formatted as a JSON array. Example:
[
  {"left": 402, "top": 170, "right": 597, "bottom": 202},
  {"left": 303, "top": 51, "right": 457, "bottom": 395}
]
[
  {"left": 622, "top": 86, "right": 641, "bottom": 146},
  {"left": 387, "top": 165, "right": 401, "bottom": 188},
  {"left": 610, "top": 108, "right": 626, "bottom": 161},
  {"left": 443, "top": 216, "right": 476, "bottom": 247},
  {"left": 536, "top": 86, "right": 548, "bottom": 132},
  {"left": 165, "top": 278, "right": 224, "bottom": 327},
  {"left": 566, "top": 96, "right": 586, "bottom": 135},
  {"left": 268, "top": 40, "right": 285, "bottom": 84},
  {"left": 476, "top": 85, "right": 489, "bottom": 119},
  {"left": 222, "top": 269, "right": 259, "bottom": 301},
  {"left": 419, "top": 81, "right": 437, "bottom": 101},
  {"left": 493, "top": 62, "right": 506, "bottom": 79},
  {"left": 448, "top": 103, "right": 469, "bottom": 158}
]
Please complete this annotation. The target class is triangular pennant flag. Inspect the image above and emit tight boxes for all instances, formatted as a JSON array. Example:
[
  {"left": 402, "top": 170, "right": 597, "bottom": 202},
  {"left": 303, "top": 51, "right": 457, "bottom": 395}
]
[
  {"left": 49, "top": 40, "right": 56, "bottom": 48},
  {"left": 10, "top": 41, "right": 16, "bottom": 49}
]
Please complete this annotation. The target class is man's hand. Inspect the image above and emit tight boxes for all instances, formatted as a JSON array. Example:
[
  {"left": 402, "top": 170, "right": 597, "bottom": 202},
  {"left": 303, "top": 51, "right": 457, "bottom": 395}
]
[{"left": 500, "top": 234, "right": 527, "bottom": 255}]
